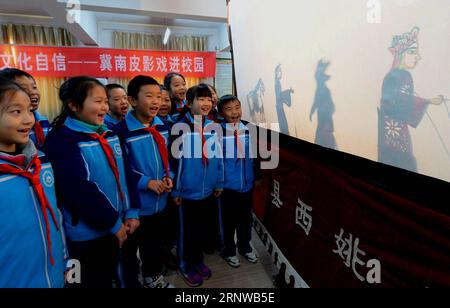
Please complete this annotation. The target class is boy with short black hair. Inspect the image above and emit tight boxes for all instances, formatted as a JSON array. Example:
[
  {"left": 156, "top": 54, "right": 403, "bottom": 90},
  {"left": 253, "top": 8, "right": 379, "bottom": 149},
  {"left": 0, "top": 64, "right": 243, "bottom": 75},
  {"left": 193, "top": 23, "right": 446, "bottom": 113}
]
[
  {"left": 114, "top": 75, "right": 174, "bottom": 288},
  {"left": 217, "top": 94, "right": 260, "bottom": 268},
  {"left": 105, "top": 83, "right": 129, "bottom": 128}
]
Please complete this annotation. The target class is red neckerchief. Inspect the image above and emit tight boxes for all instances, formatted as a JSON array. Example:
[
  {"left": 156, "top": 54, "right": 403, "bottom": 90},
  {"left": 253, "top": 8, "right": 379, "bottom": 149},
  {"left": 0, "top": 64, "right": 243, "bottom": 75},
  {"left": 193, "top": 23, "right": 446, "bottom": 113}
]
[
  {"left": 33, "top": 121, "right": 45, "bottom": 148},
  {"left": 88, "top": 132, "right": 125, "bottom": 202},
  {"left": 142, "top": 125, "right": 170, "bottom": 178},
  {"left": 0, "top": 153, "right": 59, "bottom": 265},
  {"left": 176, "top": 100, "right": 185, "bottom": 113},
  {"left": 234, "top": 128, "right": 245, "bottom": 161},
  {"left": 234, "top": 127, "right": 247, "bottom": 185},
  {"left": 184, "top": 114, "right": 208, "bottom": 166}
]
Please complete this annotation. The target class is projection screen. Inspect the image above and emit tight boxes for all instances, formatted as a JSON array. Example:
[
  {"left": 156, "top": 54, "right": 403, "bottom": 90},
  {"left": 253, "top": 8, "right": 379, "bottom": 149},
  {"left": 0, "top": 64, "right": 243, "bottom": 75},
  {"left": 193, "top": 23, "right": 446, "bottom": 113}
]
[{"left": 229, "top": 0, "right": 450, "bottom": 182}]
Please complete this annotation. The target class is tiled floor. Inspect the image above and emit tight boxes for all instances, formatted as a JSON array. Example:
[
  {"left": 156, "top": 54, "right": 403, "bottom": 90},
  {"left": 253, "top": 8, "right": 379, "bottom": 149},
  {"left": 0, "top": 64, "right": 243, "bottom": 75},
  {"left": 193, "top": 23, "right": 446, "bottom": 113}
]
[{"left": 165, "top": 230, "right": 277, "bottom": 288}]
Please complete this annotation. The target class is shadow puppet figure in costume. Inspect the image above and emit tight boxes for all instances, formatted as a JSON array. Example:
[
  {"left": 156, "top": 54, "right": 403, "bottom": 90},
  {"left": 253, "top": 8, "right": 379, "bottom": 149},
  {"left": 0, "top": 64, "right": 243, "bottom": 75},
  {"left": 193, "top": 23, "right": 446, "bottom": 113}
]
[
  {"left": 274, "top": 64, "right": 294, "bottom": 135},
  {"left": 246, "top": 78, "right": 266, "bottom": 124},
  {"left": 309, "top": 59, "right": 337, "bottom": 149},
  {"left": 378, "top": 27, "right": 444, "bottom": 172}
]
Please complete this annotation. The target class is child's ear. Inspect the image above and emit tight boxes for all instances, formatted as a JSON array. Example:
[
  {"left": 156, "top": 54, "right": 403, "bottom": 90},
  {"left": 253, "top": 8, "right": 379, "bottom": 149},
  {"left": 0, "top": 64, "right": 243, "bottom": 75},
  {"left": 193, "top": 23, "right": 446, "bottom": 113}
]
[
  {"left": 128, "top": 96, "right": 137, "bottom": 108},
  {"left": 68, "top": 101, "right": 79, "bottom": 113}
]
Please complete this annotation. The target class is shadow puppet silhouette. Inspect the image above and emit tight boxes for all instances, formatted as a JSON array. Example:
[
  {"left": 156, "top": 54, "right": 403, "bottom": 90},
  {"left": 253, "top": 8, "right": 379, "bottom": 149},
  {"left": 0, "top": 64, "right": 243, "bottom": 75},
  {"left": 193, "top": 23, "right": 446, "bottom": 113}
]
[
  {"left": 309, "top": 60, "right": 337, "bottom": 149},
  {"left": 378, "top": 26, "right": 444, "bottom": 172},
  {"left": 274, "top": 64, "right": 294, "bottom": 135},
  {"left": 246, "top": 78, "right": 266, "bottom": 124}
]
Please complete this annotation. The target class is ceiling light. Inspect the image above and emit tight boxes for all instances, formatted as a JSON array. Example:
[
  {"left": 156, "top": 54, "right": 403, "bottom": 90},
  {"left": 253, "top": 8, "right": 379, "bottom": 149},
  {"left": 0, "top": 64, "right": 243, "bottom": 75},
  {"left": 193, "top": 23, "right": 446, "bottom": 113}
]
[{"left": 163, "top": 27, "right": 171, "bottom": 45}]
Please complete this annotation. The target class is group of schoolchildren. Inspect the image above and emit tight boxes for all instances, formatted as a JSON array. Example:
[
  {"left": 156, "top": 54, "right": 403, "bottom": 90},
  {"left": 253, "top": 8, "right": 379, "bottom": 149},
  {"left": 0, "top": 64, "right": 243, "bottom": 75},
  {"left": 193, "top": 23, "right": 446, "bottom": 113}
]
[{"left": 0, "top": 68, "right": 260, "bottom": 288}]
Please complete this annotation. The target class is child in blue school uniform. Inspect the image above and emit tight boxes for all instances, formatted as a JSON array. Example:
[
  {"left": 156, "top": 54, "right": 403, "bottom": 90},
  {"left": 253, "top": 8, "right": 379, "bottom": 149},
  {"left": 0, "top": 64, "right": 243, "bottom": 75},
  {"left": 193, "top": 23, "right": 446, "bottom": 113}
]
[
  {"left": 217, "top": 95, "right": 259, "bottom": 268},
  {"left": 105, "top": 83, "right": 129, "bottom": 129},
  {"left": 0, "top": 77, "right": 66, "bottom": 288},
  {"left": 45, "top": 76, "right": 139, "bottom": 288},
  {"left": 171, "top": 83, "right": 224, "bottom": 287},
  {"left": 207, "top": 84, "right": 221, "bottom": 123},
  {"left": 164, "top": 72, "right": 188, "bottom": 119},
  {"left": 202, "top": 84, "right": 224, "bottom": 254},
  {"left": 114, "top": 75, "right": 175, "bottom": 288},
  {"left": 157, "top": 84, "right": 180, "bottom": 271},
  {"left": 0, "top": 68, "right": 50, "bottom": 151},
  {"left": 158, "top": 85, "right": 175, "bottom": 124}
]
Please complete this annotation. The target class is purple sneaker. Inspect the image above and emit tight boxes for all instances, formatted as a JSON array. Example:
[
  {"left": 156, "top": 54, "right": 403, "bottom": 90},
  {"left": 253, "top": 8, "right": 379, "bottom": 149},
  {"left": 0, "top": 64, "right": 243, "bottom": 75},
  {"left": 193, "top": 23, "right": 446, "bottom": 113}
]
[
  {"left": 179, "top": 270, "right": 203, "bottom": 287},
  {"left": 195, "top": 263, "right": 212, "bottom": 280}
]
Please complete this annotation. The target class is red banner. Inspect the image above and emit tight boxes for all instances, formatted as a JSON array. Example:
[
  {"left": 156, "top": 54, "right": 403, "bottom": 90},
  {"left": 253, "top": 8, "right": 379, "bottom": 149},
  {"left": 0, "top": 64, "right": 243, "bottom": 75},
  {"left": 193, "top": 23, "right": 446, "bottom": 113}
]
[
  {"left": 254, "top": 135, "right": 450, "bottom": 287},
  {"left": 0, "top": 45, "right": 216, "bottom": 78}
]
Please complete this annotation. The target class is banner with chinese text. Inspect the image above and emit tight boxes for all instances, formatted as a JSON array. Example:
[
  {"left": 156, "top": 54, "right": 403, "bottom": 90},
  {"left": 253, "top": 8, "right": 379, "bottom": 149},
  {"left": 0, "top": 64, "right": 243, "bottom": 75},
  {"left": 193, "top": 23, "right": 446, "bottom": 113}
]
[
  {"left": 0, "top": 45, "right": 216, "bottom": 78},
  {"left": 254, "top": 133, "right": 450, "bottom": 287}
]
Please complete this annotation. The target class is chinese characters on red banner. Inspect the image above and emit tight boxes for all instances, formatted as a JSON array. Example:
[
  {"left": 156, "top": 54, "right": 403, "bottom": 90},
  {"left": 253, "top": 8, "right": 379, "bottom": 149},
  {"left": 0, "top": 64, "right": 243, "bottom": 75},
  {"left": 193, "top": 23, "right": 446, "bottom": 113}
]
[
  {"left": 267, "top": 176, "right": 381, "bottom": 285},
  {"left": 0, "top": 45, "right": 216, "bottom": 78},
  {"left": 333, "top": 228, "right": 381, "bottom": 283}
]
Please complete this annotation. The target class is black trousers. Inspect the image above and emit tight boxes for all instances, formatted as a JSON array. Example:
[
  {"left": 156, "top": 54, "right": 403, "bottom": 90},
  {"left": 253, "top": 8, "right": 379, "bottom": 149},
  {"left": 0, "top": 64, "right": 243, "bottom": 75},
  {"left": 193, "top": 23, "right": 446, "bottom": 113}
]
[
  {"left": 178, "top": 195, "right": 218, "bottom": 272},
  {"left": 202, "top": 196, "right": 222, "bottom": 252},
  {"left": 122, "top": 208, "right": 169, "bottom": 287},
  {"left": 164, "top": 197, "right": 180, "bottom": 247},
  {"left": 120, "top": 230, "right": 140, "bottom": 288},
  {"left": 67, "top": 234, "right": 119, "bottom": 288},
  {"left": 220, "top": 189, "right": 254, "bottom": 258}
]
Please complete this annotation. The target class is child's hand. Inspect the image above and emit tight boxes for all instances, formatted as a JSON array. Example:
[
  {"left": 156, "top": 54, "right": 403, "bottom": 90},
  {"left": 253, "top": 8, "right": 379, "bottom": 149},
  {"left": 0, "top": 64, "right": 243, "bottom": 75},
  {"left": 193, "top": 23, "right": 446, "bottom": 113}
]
[
  {"left": 173, "top": 197, "right": 183, "bottom": 206},
  {"left": 125, "top": 219, "right": 140, "bottom": 235},
  {"left": 214, "top": 190, "right": 222, "bottom": 198},
  {"left": 148, "top": 180, "right": 166, "bottom": 195},
  {"left": 163, "top": 177, "right": 173, "bottom": 192},
  {"left": 115, "top": 224, "right": 128, "bottom": 248}
]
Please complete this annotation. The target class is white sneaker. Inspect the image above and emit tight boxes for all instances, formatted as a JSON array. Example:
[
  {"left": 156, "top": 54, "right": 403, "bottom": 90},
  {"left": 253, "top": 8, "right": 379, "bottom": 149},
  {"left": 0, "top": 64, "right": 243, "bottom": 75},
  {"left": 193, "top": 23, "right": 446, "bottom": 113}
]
[
  {"left": 242, "top": 251, "right": 258, "bottom": 263},
  {"left": 144, "top": 275, "right": 175, "bottom": 288},
  {"left": 224, "top": 255, "right": 240, "bottom": 268}
]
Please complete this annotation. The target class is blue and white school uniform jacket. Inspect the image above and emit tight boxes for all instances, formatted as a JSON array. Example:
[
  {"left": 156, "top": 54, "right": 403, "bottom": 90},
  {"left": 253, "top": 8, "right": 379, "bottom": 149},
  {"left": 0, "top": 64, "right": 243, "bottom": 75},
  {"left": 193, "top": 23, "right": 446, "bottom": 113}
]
[
  {"left": 171, "top": 113, "right": 224, "bottom": 201},
  {"left": 104, "top": 113, "right": 121, "bottom": 130},
  {"left": 30, "top": 110, "right": 50, "bottom": 150},
  {"left": 114, "top": 113, "right": 173, "bottom": 217},
  {"left": 45, "top": 117, "right": 137, "bottom": 242},
  {"left": 159, "top": 114, "right": 175, "bottom": 125},
  {"left": 220, "top": 121, "right": 255, "bottom": 193},
  {"left": 170, "top": 100, "right": 187, "bottom": 122},
  {"left": 0, "top": 141, "right": 66, "bottom": 288}
]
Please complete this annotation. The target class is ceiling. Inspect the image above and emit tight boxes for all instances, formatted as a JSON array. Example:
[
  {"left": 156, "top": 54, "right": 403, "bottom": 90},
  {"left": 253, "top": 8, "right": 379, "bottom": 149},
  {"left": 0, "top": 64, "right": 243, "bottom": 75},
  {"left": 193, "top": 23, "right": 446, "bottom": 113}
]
[{"left": 0, "top": 0, "right": 228, "bottom": 46}]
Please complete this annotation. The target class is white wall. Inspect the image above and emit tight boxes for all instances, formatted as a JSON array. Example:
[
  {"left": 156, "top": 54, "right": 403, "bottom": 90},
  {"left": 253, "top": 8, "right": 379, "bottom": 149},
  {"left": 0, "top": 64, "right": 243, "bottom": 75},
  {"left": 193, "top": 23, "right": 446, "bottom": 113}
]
[{"left": 97, "top": 21, "right": 222, "bottom": 50}]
